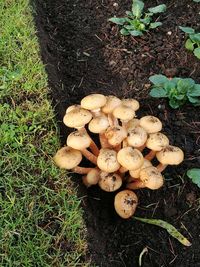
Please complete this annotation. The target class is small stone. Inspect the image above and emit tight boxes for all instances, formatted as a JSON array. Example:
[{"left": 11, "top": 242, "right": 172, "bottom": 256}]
[
  {"left": 167, "top": 31, "right": 172, "bottom": 35},
  {"left": 113, "top": 2, "right": 118, "bottom": 7}
]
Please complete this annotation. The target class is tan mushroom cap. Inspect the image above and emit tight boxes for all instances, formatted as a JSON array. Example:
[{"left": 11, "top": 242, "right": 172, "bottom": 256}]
[
  {"left": 129, "top": 159, "right": 152, "bottom": 179},
  {"left": 113, "top": 105, "right": 135, "bottom": 121},
  {"left": 81, "top": 94, "right": 106, "bottom": 111},
  {"left": 83, "top": 168, "right": 100, "bottom": 186},
  {"left": 98, "top": 172, "right": 122, "bottom": 192},
  {"left": 66, "top": 104, "right": 80, "bottom": 113},
  {"left": 97, "top": 148, "right": 120, "bottom": 173},
  {"left": 122, "top": 98, "right": 140, "bottom": 111},
  {"left": 127, "top": 126, "right": 147, "bottom": 147},
  {"left": 146, "top": 132, "right": 169, "bottom": 151},
  {"left": 102, "top": 95, "right": 121, "bottom": 114},
  {"left": 140, "top": 166, "right": 164, "bottom": 190},
  {"left": 117, "top": 147, "right": 144, "bottom": 171},
  {"left": 63, "top": 107, "right": 92, "bottom": 128},
  {"left": 53, "top": 146, "right": 82, "bottom": 169},
  {"left": 140, "top": 115, "right": 162, "bottom": 133},
  {"left": 126, "top": 118, "right": 140, "bottom": 131},
  {"left": 156, "top": 145, "right": 184, "bottom": 165},
  {"left": 105, "top": 126, "right": 127, "bottom": 146},
  {"left": 114, "top": 190, "right": 138, "bottom": 219},
  {"left": 88, "top": 115, "right": 109, "bottom": 133},
  {"left": 67, "top": 131, "right": 91, "bottom": 150}
]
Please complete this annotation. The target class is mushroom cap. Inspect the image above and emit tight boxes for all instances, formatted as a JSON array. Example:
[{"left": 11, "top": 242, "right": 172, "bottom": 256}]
[
  {"left": 129, "top": 159, "right": 152, "bottom": 179},
  {"left": 113, "top": 105, "right": 135, "bottom": 121},
  {"left": 146, "top": 132, "right": 169, "bottom": 151},
  {"left": 126, "top": 118, "right": 140, "bottom": 131},
  {"left": 140, "top": 166, "right": 164, "bottom": 190},
  {"left": 66, "top": 104, "right": 81, "bottom": 113},
  {"left": 114, "top": 190, "right": 138, "bottom": 219},
  {"left": 53, "top": 146, "right": 82, "bottom": 169},
  {"left": 67, "top": 131, "right": 91, "bottom": 150},
  {"left": 139, "top": 116, "right": 162, "bottom": 133},
  {"left": 81, "top": 94, "right": 106, "bottom": 111},
  {"left": 102, "top": 95, "right": 121, "bottom": 114},
  {"left": 98, "top": 172, "right": 122, "bottom": 192},
  {"left": 105, "top": 126, "right": 127, "bottom": 146},
  {"left": 88, "top": 115, "right": 109, "bottom": 133},
  {"left": 63, "top": 108, "right": 92, "bottom": 128},
  {"left": 97, "top": 148, "right": 120, "bottom": 173},
  {"left": 127, "top": 126, "right": 147, "bottom": 148},
  {"left": 156, "top": 145, "right": 184, "bottom": 165},
  {"left": 85, "top": 168, "right": 100, "bottom": 185},
  {"left": 117, "top": 147, "right": 144, "bottom": 171},
  {"left": 122, "top": 98, "right": 140, "bottom": 111}
]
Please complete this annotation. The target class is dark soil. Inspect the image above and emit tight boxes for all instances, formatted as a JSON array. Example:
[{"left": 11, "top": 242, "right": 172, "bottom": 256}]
[{"left": 33, "top": 0, "right": 200, "bottom": 266}]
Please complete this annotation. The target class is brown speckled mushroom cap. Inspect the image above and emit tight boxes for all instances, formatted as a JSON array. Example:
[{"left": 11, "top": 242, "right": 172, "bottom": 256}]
[
  {"left": 140, "top": 166, "right": 164, "bottom": 190},
  {"left": 129, "top": 159, "right": 152, "bottom": 179},
  {"left": 97, "top": 148, "right": 120, "bottom": 173},
  {"left": 98, "top": 172, "right": 122, "bottom": 192},
  {"left": 122, "top": 98, "right": 140, "bottom": 111},
  {"left": 127, "top": 126, "right": 148, "bottom": 147},
  {"left": 146, "top": 132, "right": 169, "bottom": 151},
  {"left": 114, "top": 190, "right": 138, "bottom": 219},
  {"left": 67, "top": 131, "right": 91, "bottom": 150},
  {"left": 83, "top": 168, "right": 100, "bottom": 187},
  {"left": 126, "top": 118, "right": 140, "bottom": 131},
  {"left": 140, "top": 115, "right": 162, "bottom": 133},
  {"left": 88, "top": 115, "right": 109, "bottom": 133},
  {"left": 66, "top": 104, "right": 81, "bottom": 114},
  {"left": 63, "top": 107, "right": 92, "bottom": 128},
  {"left": 105, "top": 126, "right": 127, "bottom": 146},
  {"left": 81, "top": 94, "right": 107, "bottom": 111},
  {"left": 113, "top": 105, "right": 135, "bottom": 121},
  {"left": 117, "top": 147, "right": 144, "bottom": 171},
  {"left": 53, "top": 146, "right": 82, "bottom": 169},
  {"left": 156, "top": 145, "right": 184, "bottom": 165},
  {"left": 102, "top": 95, "right": 121, "bottom": 114}
]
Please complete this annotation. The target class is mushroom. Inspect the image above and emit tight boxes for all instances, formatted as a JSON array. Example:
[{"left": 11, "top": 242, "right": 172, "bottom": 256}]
[
  {"left": 139, "top": 115, "right": 162, "bottom": 133},
  {"left": 117, "top": 147, "right": 144, "bottom": 172},
  {"left": 97, "top": 148, "right": 120, "bottom": 173},
  {"left": 113, "top": 104, "right": 135, "bottom": 128},
  {"left": 145, "top": 132, "right": 169, "bottom": 161},
  {"left": 156, "top": 145, "right": 184, "bottom": 172},
  {"left": 122, "top": 98, "right": 140, "bottom": 111},
  {"left": 82, "top": 168, "right": 100, "bottom": 187},
  {"left": 126, "top": 126, "right": 147, "bottom": 148},
  {"left": 53, "top": 146, "right": 93, "bottom": 174},
  {"left": 114, "top": 190, "right": 138, "bottom": 219},
  {"left": 66, "top": 104, "right": 81, "bottom": 113},
  {"left": 128, "top": 159, "right": 152, "bottom": 182},
  {"left": 127, "top": 166, "right": 164, "bottom": 190},
  {"left": 105, "top": 126, "right": 127, "bottom": 148},
  {"left": 63, "top": 107, "right": 99, "bottom": 155},
  {"left": 98, "top": 172, "right": 122, "bottom": 192},
  {"left": 67, "top": 131, "right": 97, "bottom": 164},
  {"left": 126, "top": 118, "right": 140, "bottom": 132},
  {"left": 81, "top": 93, "right": 107, "bottom": 117},
  {"left": 102, "top": 95, "right": 121, "bottom": 126}
]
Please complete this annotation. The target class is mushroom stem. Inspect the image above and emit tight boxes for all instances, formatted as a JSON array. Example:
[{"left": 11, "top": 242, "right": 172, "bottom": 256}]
[
  {"left": 145, "top": 150, "right": 156, "bottom": 161},
  {"left": 119, "top": 166, "right": 128, "bottom": 173},
  {"left": 156, "top": 163, "right": 168, "bottom": 172},
  {"left": 138, "top": 143, "right": 146, "bottom": 152},
  {"left": 89, "top": 139, "right": 99, "bottom": 156},
  {"left": 108, "top": 114, "right": 118, "bottom": 127},
  {"left": 123, "top": 139, "right": 128, "bottom": 148},
  {"left": 81, "top": 149, "right": 97, "bottom": 165},
  {"left": 99, "top": 133, "right": 112, "bottom": 148},
  {"left": 126, "top": 180, "right": 145, "bottom": 190},
  {"left": 72, "top": 166, "right": 94, "bottom": 174}
]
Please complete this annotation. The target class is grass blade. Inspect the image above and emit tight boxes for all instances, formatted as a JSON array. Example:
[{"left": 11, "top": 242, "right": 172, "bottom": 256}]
[{"left": 133, "top": 216, "right": 192, "bottom": 247}]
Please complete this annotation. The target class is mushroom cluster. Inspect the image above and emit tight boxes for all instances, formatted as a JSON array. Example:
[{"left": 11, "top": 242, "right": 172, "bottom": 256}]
[{"left": 54, "top": 94, "right": 184, "bottom": 219}]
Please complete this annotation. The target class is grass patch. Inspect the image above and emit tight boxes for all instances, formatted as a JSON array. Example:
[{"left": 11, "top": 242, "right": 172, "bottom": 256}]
[{"left": 0, "top": 1, "right": 88, "bottom": 266}]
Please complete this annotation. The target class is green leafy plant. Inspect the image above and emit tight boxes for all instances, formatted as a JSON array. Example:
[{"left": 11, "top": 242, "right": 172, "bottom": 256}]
[
  {"left": 187, "top": 168, "right": 200, "bottom": 188},
  {"left": 149, "top": 74, "right": 200, "bottom": 108},
  {"left": 193, "top": 0, "right": 200, "bottom": 2},
  {"left": 179, "top": 26, "right": 200, "bottom": 59},
  {"left": 108, "top": 0, "right": 166, "bottom": 36}
]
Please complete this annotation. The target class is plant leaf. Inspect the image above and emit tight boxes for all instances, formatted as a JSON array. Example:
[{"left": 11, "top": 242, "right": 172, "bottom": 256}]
[
  {"left": 194, "top": 47, "right": 200, "bottom": 59},
  {"left": 185, "top": 39, "right": 194, "bottom": 51},
  {"left": 133, "top": 217, "right": 191, "bottom": 247},
  {"left": 149, "top": 22, "right": 162, "bottom": 29},
  {"left": 193, "top": 0, "right": 200, "bottom": 2},
  {"left": 108, "top": 17, "right": 127, "bottom": 25},
  {"left": 120, "top": 28, "right": 130, "bottom": 35},
  {"left": 129, "top": 30, "right": 143, "bottom": 36},
  {"left": 190, "top": 33, "right": 200, "bottom": 43},
  {"left": 132, "top": 0, "right": 144, "bottom": 18},
  {"left": 149, "top": 88, "right": 167, "bottom": 98},
  {"left": 187, "top": 95, "right": 200, "bottom": 105},
  {"left": 188, "top": 84, "right": 200, "bottom": 96},
  {"left": 148, "top": 4, "right": 167, "bottom": 14},
  {"left": 187, "top": 168, "right": 200, "bottom": 188},
  {"left": 179, "top": 26, "right": 195, "bottom": 34},
  {"left": 149, "top": 74, "right": 168, "bottom": 85},
  {"left": 140, "top": 17, "right": 151, "bottom": 25},
  {"left": 169, "top": 98, "right": 181, "bottom": 109}
]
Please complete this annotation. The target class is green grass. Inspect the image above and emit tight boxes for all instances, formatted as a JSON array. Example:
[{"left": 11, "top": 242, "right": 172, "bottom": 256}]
[{"left": 0, "top": 1, "right": 88, "bottom": 266}]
